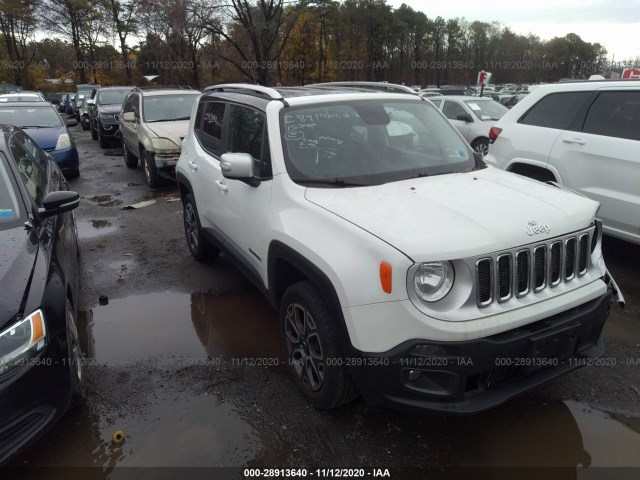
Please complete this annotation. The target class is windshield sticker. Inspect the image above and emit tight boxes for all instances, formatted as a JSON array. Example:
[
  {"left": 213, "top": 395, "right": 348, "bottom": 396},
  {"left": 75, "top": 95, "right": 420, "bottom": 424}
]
[
  {"left": 0, "top": 209, "right": 14, "bottom": 218},
  {"left": 467, "top": 103, "right": 481, "bottom": 111}
]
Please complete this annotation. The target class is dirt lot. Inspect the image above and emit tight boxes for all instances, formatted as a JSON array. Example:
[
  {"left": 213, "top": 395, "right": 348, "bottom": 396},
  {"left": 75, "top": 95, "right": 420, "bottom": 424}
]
[{"left": 8, "top": 124, "right": 640, "bottom": 478}]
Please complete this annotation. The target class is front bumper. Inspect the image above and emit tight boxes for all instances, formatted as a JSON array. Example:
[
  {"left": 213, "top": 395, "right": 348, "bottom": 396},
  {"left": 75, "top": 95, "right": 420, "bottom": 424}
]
[
  {"left": 350, "top": 288, "right": 611, "bottom": 414},
  {"left": 0, "top": 334, "right": 71, "bottom": 465},
  {"left": 99, "top": 122, "right": 121, "bottom": 139}
]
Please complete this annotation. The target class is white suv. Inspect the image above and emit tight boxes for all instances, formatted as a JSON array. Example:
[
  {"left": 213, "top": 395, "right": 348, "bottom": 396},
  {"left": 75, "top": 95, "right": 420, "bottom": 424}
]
[
  {"left": 485, "top": 79, "right": 640, "bottom": 244},
  {"left": 176, "top": 83, "right": 621, "bottom": 414}
]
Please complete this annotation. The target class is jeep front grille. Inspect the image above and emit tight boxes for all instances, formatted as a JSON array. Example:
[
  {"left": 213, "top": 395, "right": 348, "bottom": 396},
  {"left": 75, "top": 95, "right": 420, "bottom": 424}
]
[{"left": 475, "top": 229, "right": 592, "bottom": 308}]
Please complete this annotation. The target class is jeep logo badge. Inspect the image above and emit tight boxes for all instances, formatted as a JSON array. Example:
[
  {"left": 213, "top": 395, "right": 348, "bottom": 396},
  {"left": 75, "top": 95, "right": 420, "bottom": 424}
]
[{"left": 526, "top": 220, "right": 550, "bottom": 236}]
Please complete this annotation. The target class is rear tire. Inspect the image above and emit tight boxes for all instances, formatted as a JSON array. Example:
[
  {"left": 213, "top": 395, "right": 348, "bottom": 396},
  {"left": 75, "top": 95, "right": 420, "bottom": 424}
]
[
  {"left": 471, "top": 138, "right": 489, "bottom": 157},
  {"left": 183, "top": 193, "right": 218, "bottom": 262},
  {"left": 280, "top": 281, "right": 359, "bottom": 410}
]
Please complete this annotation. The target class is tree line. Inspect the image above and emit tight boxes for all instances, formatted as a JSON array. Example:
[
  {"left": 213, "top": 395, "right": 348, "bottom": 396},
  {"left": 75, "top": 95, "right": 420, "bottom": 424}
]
[{"left": 1, "top": 0, "right": 628, "bottom": 91}]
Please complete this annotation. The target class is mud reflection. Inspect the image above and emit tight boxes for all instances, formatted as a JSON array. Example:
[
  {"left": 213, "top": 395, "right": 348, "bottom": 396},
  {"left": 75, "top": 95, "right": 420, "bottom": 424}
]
[{"left": 80, "top": 290, "right": 279, "bottom": 364}]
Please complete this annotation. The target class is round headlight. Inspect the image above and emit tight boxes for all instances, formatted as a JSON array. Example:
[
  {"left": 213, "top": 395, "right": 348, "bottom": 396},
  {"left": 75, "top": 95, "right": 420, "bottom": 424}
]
[{"left": 414, "top": 261, "right": 454, "bottom": 302}]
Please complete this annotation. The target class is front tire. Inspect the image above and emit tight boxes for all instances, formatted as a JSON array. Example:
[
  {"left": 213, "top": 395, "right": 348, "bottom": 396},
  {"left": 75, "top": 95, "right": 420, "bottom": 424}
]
[
  {"left": 123, "top": 142, "right": 138, "bottom": 168},
  {"left": 183, "top": 193, "right": 218, "bottom": 261},
  {"left": 97, "top": 123, "right": 109, "bottom": 148},
  {"left": 90, "top": 121, "right": 98, "bottom": 140},
  {"left": 280, "top": 281, "right": 359, "bottom": 410},
  {"left": 81, "top": 115, "right": 90, "bottom": 131},
  {"left": 143, "top": 150, "right": 161, "bottom": 188},
  {"left": 66, "top": 298, "right": 86, "bottom": 407}
]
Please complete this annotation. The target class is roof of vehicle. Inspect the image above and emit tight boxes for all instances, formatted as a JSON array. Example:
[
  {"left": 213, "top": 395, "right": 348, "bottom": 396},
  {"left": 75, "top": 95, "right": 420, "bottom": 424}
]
[
  {"left": 133, "top": 87, "right": 201, "bottom": 97},
  {"left": 201, "top": 83, "right": 425, "bottom": 110},
  {"left": 0, "top": 101, "right": 57, "bottom": 109},
  {"left": 427, "top": 95, "right": 494, "bottom": 101},
  {"left": 96, "top": 86, "right": 135, "bottom": 91},
  {"left": 534, "top": 79, "right": 639, "bottom": 93},
  {"left": 0, "top": 93, "right": 45, "bottom": 102}
]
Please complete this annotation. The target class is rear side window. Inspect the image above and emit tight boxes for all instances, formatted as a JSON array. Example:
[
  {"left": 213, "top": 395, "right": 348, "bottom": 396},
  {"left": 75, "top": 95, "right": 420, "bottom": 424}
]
[
  {"left": 582, "top": 91, "right": 640, "bottom": 141},
  {"left": 519, "top": 92, "right": 591, "bottom": 130},
  {"left": 9, "top": 137, "right": 47, "bottom": 206}
]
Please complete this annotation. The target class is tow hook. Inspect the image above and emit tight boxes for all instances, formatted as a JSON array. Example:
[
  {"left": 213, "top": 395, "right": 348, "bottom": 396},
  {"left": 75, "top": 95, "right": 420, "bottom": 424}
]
[{"left": 606, "top": 269, "right": 625, "bottom": 309}]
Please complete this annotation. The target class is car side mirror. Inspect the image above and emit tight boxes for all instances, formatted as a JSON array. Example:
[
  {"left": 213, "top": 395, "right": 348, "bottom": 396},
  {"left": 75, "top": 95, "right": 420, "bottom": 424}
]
[
  {"left": 122, "top": 112, "right": 135, "bottom": 122},
  {"left": 457, "top": 114, "right": 473, "bottom": 123},
  {"left": 220, "top": 153, "right": 256, "bottom": 182},
  {"left": 65, "top": 119, "right": 78, "bottom": 127},
  {"left": 37, "top": 191, "right": 80, "bottom": 219},
  {"left": 87, "top": 99, "right": 95, "bottom": 106}
]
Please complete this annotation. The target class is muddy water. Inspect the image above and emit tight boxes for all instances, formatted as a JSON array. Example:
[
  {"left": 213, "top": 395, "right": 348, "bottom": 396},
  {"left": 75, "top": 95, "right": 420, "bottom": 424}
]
[
  {"left": 80, "top": 290, "right": 282, "bottom": 364},
  {"left": 77, "top": 219, "right": 118, "bottom": 239}
]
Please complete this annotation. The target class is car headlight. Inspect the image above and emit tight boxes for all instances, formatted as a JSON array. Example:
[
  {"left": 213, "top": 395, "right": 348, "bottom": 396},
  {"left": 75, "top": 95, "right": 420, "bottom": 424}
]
[
  {"left": 413, "top": 261, "right": 455, "bottom": 302},
  {"left": 0, "top": 310, "right": 46, "bottom": 375},
  {"left": 55, "top": 133, "right": 71, "bottom": 150},
  {"left": 151, "top": 137, "right": 180, "bottom": 152}
]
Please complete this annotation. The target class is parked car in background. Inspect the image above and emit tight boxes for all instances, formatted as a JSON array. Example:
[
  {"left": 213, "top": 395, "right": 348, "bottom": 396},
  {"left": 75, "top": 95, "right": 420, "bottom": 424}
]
[
  {"left": 0, "top": 102, "right": 80, "bottom": 178},
  {"left": 176, "top": 83, "right": 619, "bottom": 414},
  {"left": 120, "top": 87, "right": 200, "bottom": 187},
  {"left": 89, "top": 86, "right": 134, "bottom": 148},
  {"left": 0, "top": 93, "right": 45, "bottom": 103},
  {"left": 45, "top": 92, "right": 66, "bottom": 106},
  {"left": 78, "top": 97, "right": 91, "bottom": 131},
  {"left": 428, "top": 95, "right": 509, "bottom": 156},
  {"left": 0, "top": 124, "right": 84, "bottom": 465},
  {"left": 485, "top": 79, "right": 640, "bottom": 244},
  {"left": 62, "top": 94, "right": 75, "bottom": 114}
]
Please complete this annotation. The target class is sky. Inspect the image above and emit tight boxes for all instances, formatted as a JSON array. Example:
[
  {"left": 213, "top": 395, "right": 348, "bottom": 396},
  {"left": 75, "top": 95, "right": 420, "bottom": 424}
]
[{"left": 385, "top": 0, "right": 640, "bottom": 61}]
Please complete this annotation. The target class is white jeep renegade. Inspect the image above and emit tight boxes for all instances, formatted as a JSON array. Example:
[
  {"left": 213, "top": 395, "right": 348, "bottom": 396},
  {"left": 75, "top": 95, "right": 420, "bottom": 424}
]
[{"left": 176, "top": 83, "right": 621, "bottom": 414}]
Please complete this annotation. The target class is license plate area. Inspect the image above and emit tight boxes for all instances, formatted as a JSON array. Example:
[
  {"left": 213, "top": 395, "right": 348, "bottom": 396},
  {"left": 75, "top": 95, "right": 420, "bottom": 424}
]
[{"left": 527, "top": 321, "right": 581, "bottom": 370}]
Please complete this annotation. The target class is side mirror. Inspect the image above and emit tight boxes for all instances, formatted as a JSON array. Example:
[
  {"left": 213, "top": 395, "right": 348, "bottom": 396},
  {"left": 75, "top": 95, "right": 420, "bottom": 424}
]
[
  {"left": 65, "top": 119, "right": 78, "bottom": 127},
  {"left": 87, "top": 99, "right": 95, "bottom": 106},
  {"left": 122, "top": 112, "right": 135, "bottom": 122},
  {"left": 37, "top": 191, "right": 79, "bottom": 219},
  {"left": 220, "top": 153, "right": 255, "bottom": 180},
  {"left": 457, "top": 114, "right": 473, "bottom": 123}
]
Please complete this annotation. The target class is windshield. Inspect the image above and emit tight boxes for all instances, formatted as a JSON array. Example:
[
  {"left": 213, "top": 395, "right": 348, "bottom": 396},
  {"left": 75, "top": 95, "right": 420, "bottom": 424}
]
[
  {"left": 143, "top": 94, "right": 199, "bottom": 122},
  {"left": 0, "top": 153, "right": 24, "bottom": 229},
  {"left": 281, "top": 99, "right": 476, "bottom": 186},
  {"left": 98, "top": 88, "right": 132, "bottom": 105},
  {"left": 464, "top": 100, "right": 509, "bottom": 121},
  {"left": 0, "top": 107, "right": 63, "bottom": 127}
]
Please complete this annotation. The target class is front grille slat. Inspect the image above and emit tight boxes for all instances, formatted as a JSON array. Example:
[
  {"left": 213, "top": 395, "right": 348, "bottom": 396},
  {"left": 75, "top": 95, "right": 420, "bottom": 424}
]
[
  {"left": 476, "top": 258, "right": 493, "bottom": 306},
  {"left": 578, "top": 234, "right": 589, "bottom": 275},
  {"left": 475, "top": 228, "right": 592, "bottom": 308}
]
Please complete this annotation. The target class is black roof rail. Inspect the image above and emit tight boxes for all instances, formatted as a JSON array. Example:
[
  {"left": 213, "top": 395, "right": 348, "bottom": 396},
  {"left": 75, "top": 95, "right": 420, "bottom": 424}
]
[
  {"left": 204, "top": 83, "right": 284, "bottom": 100},
  {"left": 305, "top": 81, "right": 417, "bottom": 94}
]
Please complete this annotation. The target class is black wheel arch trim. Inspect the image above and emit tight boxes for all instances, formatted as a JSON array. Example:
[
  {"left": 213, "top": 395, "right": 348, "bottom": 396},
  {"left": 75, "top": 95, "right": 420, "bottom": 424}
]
[{"left": 267, "top": 240, "right": 355, "bottom": 356}]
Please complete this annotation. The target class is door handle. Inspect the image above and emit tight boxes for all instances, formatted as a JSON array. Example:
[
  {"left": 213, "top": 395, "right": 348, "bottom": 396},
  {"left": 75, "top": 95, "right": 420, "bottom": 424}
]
[
  {"left": 215, "top": 180, "right": 228, "bottom": 192},
  {"left": 562, "top": 137, "right": 586, "bottom": 145},
  {"left": 187, "top": 160, "right": 198, "bottom": 171}
]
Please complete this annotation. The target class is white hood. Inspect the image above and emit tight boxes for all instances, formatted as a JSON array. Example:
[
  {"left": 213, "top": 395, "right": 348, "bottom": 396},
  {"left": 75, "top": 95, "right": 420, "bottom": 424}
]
[
  {"left": 146, "top": 120, "right": 190, "bottom": 146},
  {"left": 304, "top": 167, "right": 599, "bottom": 262}
]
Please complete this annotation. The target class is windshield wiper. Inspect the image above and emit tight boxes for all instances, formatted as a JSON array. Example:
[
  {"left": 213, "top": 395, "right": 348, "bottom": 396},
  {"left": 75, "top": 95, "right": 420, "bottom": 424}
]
[
  {"left": 297, "top": 178, "right": 368, "bottom": 187},
  {"left": 162, "top": 116, "right": 190, "bottom": 122},
  {"left": 19, "top": 125, "right": 45, "bottom": 129}
]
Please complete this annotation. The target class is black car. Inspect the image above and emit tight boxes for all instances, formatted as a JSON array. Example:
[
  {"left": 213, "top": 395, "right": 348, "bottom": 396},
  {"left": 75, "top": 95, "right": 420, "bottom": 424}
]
[
  {"left": 89, "top": 86, "right": 133, "bottom": 148},
  {"left": 0, "top": 124, "right": 84, "bottom": 465}
]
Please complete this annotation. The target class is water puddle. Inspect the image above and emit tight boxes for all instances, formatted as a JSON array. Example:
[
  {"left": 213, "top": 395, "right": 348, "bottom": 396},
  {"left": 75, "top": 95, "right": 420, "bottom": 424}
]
[
  {"left": 88, "top": 195, "right": 123, "bottom": 208},
  {"left": 79, "top": 290, "right": 281, "bottom": 365},
  {"left": 604, "top": 311, "right": 640, "bottom": 345},
  {"left": 77, "top": 219, "right": 118, "bottom": 239},
  {"left": 13, "top": 393, "right": 272, "bottom": 470},
  {"left": 444, "top": 399, "right": 640, "bottom": 468}
]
